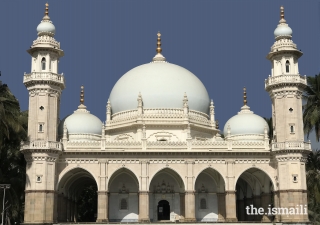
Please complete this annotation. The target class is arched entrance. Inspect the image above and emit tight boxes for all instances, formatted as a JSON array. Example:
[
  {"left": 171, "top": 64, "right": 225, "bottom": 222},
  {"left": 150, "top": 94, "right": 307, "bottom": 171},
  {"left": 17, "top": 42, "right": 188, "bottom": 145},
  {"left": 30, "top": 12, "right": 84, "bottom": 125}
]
[
  {"left": 108, "top": 168, "right": 139, "bottom": 222},
  {"left": 149, "top": 168, "right": 185, "bottom": 222},
  {"left": 158, "top": 200, "right": 170, "bottom": 220},
  {"left": 235, "top": 168, "right": 274, "bottom": 222},
  {"left": 57, "top": 168, "right": 98, "bottom": 222},
  {"left": 194, "top": 168, "right": 225, "bottom": 222}
]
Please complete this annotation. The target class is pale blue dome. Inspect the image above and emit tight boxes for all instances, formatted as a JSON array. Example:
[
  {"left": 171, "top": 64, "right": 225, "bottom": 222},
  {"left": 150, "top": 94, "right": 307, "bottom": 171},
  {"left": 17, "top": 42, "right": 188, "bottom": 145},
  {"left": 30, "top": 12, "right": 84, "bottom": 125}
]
[
  {"left": 109, "top": 62, "right": 210, "bottom": 114},
  {"left": 37, "top": 21, "right": 56, "bottom": 34},
  {"left": 58, "top": 105, "right": 101, "bottom": 136},
  {"left": 223, "top": 106, "right": 269, "bottom": 136},
  {"left": 274, "top": 24, "right": 292, "bottom": 37}
]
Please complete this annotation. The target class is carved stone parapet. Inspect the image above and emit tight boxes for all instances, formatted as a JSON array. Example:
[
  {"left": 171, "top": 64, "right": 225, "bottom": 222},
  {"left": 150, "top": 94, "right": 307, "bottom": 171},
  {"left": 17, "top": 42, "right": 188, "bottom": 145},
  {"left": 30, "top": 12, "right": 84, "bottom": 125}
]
[
  {"left": 23, "top": 72, "right": 65, "bottom": 89},
  {"left": 272, "top": 141, "right": 311, "bottom": 151},
  {"left": 265, "top": 74, "right": 307, "bottom": 91}
]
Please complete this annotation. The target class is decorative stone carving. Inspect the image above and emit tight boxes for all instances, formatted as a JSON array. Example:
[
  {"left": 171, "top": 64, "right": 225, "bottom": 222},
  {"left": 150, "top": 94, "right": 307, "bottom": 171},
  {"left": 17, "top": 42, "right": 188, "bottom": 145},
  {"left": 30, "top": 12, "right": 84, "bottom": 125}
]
[{"left": 154, "top": 180, "right": 174, "bottom": 193}]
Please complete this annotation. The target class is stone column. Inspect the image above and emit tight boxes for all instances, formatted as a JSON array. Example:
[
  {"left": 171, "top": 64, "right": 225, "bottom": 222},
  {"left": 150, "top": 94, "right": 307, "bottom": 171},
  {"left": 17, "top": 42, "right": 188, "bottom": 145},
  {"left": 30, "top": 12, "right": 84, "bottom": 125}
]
[
  {"left": 273, "top": 191, "right": 280, "bottom": 222},
  {"left": 261, "top": 193, "right": 272, "bottom": 222},
  {"left": 253, "top": 195, "right": 261, "bottom": 221},
  {"left": 74, "top": 201, "right": 78, "bottom": 222},
  {"left": 217, "top": 193, "right": 226, "bottom": 221},
  {"left": 184, "top": 191, "right": 196, "bottom": 222},
  {"left": 66, "top": 198, "right": 71, "bottom": 221},
  {"left": 246, "top": 197, "right": 254, "bottom": 221},
  {"left": 57, "top": 194, "right": 63, "bottom": 222},
  {"left": 225, "top": 191, "right": 237, "bottom": 222},
  {"left": 96, "top": 191, "right": 109, "bottom": 222},
  {"left": 70, "top": 199, "right": 74, "bottom": 222},
  {"left": 237, "top": 199, "right": 245, "bottom": 221},
  {"left": 139, "top": 191, "right": 150, "bottom": 222},
  {"left": 61, "top": 196, "right": 68, "bottom": 222},
  {"left": 179, "top": 193, "right": 185, "bottom": 221}
]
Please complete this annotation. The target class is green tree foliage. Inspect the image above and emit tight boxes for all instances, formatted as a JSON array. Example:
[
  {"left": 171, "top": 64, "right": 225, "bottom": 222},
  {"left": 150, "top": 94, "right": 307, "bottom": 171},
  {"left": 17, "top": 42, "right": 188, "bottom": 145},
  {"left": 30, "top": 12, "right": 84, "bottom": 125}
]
[
  {"left": 0, "top": 81, "right": 28, "bottom": 224},
  {"left": 303, "top": 74, "right": 320, "bottom": 141},
  {"left": 77, "top": 185, "right": 97, "bottom": 222},
  {"left": 306, "top": 149, "right": 320, "bottom": 224}
]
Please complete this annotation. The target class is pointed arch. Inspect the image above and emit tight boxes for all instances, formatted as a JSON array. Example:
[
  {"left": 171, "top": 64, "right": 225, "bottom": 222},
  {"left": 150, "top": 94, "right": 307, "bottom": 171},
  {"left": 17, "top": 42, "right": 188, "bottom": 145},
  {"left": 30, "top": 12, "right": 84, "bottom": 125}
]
[
  {"left": 107, "top": 167, "right": 139, "bottom": 190},
  {"left": 234, "top": 167, "right": 275, "bottom": 192},
  {"left": 41, "top": 57, "right": 46, "bottom": 70},
  {"left": 149, "top": 167, "right": 185, "bottom": 191},
  {"left": 56, "top": 166, "right": 98, "bottom": 191},
  {"left": 194, "top": 167, "right": 225, "bottom": 192}
]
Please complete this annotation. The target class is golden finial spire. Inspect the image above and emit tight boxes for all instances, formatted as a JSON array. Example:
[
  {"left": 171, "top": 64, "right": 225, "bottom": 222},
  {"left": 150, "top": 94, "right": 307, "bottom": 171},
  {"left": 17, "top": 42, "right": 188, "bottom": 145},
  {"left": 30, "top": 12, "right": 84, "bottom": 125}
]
[
  {"left": 243, "top": 87, "right": 247, "bottom": 106},
  {"left": 156, "top": 32, "right": 162, "bottom": 54},
  {"left": 45, "top": 3, "right": 49, "bottom": 16},
  {"left": 80, "top": 85, "right": 84, "bottom": 104},
  {"left": 280, "top": 6, "right": 284, "bottom": 19}
]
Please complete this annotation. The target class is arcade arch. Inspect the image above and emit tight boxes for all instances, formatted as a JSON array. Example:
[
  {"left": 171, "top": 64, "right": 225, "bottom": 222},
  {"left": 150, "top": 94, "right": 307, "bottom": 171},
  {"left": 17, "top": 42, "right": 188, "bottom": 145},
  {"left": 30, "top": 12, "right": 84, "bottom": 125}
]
[
  {"left": 56, "top": 167, "right": 97, "bottom": 222},
  {"left": 149, "top": 168, "right": 185, "bottom": 222},
  {"left": 194, "top": 168, "right": 225, "bottom": 222},
  {"left": 235, "top": 168, "right": 274, "bottom": 222},
  {"left": 108, "top": 168, "right": 139, "bottom": 222}
]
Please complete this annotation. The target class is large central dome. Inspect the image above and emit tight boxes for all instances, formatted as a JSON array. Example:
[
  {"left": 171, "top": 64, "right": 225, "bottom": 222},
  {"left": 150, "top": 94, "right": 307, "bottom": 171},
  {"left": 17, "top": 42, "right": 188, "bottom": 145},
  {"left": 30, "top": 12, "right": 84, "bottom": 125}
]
[{"left": 109, "top": 62, "right": 210, "bottom": 114}]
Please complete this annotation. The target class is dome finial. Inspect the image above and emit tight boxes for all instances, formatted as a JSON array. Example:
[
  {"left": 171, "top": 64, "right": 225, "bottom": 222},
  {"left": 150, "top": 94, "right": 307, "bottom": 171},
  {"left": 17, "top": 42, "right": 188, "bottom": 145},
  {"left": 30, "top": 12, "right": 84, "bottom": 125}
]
[
  {"left": 152, "top": 32, "right": 166, "bottom": 62},
  {"left": 45, "top": 3, "right": 49, "bottom": 16},
  {"left": 156, "top": 32, "right": 162, "bottom": 54},
  {"left": 280, "top": 6, "right": 284, "bottom": 20},
  {"left": 243, "top": 87, "right": 247, "bottom": 106},
  {"left": 80, "top": 85, "right": 84, "bottom": 105}
]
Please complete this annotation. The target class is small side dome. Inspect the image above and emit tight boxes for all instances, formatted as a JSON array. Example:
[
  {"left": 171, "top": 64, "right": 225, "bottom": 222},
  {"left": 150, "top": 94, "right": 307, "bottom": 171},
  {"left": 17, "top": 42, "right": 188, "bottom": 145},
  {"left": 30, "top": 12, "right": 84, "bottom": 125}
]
[
  {"left": 58, "top": 86, "right": 102, "bottom": 140},
  {"left": 223, "top": 106, "right": 269, "bottom": 137},
  {"left": 223, "top": 88, "right": 269, "bottom": 139},
  {"left": 58, "top": 105, "right": 102, "bottom": 138}
]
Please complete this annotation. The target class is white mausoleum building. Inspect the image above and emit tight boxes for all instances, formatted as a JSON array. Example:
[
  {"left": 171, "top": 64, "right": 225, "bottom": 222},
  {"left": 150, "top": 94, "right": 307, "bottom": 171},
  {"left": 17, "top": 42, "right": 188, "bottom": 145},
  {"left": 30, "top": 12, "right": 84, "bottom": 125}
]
[{"left": 21, "top": 4, "right": 311, "bottom": 224}]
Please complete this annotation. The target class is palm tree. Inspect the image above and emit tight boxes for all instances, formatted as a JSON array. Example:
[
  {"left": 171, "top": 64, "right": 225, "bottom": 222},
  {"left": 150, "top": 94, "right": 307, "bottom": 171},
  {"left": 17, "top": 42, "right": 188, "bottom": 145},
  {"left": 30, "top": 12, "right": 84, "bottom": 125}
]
[
  {"left": 303, "top": 74, "right": 320, "bottom": 141},
  {"left": 306, "top": 149, "right": 320, "bottom": 224},
  {"left": 0, "top": 81, "right": 28, "bottom": 224},
  {"left": 0, "top": 81, "right": 26, "bottom": 147}
]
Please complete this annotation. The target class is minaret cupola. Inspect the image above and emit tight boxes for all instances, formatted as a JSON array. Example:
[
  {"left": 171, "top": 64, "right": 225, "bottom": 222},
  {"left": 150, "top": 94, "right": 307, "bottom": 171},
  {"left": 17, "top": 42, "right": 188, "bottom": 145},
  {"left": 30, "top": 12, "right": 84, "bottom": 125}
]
[{"left": 36, "top": 3, "right": 56, "bottom": 36}]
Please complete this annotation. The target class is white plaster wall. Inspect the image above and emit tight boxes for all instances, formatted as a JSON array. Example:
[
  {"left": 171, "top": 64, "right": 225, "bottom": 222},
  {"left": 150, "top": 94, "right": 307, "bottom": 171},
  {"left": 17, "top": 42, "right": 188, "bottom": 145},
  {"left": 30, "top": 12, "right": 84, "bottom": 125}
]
[
  {"left": 195, "top": 193, "right": 218, "bottom": 222},
  {"left": 109, "top": 193, "right": 138, "bottom": 222}
]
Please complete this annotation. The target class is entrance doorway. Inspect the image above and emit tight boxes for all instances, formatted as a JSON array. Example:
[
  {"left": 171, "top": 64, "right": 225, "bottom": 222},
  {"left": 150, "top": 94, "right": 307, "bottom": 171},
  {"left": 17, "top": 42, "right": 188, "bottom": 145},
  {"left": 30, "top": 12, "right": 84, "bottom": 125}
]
[{"left": 157, "top": 200, "right": 170, "bottom": 220}]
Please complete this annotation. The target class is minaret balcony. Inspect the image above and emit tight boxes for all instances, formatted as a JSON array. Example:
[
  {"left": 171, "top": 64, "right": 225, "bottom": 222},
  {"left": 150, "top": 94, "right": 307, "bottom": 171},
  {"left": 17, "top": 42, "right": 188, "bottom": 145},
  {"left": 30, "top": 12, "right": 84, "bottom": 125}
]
[
  {"left": 265, "top": 74, "right": 307, "bottom": 89},
  {"left": 21, "top": 140, "right": 63, "bottom": 151},
  {"left": 271, "top": 141, "right": 311, "bottom": 151},
  {"left": 23, "top": 72, "right": 65, "bottom": 88}
]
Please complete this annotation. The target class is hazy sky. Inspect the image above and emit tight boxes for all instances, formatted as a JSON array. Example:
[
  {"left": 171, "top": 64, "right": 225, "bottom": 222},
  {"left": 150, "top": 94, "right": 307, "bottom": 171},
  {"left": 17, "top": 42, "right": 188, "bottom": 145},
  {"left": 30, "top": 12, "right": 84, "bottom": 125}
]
[{"left": 1, "top": 1, "right": 319, "bottom": 147}]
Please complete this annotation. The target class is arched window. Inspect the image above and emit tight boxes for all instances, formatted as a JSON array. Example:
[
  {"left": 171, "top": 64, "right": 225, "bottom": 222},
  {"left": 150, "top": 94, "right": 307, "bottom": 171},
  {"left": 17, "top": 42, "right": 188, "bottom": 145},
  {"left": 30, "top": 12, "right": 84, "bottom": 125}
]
[
  {"left": 39, "top": 124, "right": 43, "bottom": 132},
  {"left": 285, "top": 60, "right": 290, "bottom": 73},
  {"left": 41, "top": 57, "right": 46, "bottom": 70},
  {"left": 200, "top": 198, "right": 206, "bottom": 209},
  {"left": 120, "top": 198, "right": 128, "bottom": 210},
  {"left": 290, "top": 125, "right": 294, "bottom": 133}
]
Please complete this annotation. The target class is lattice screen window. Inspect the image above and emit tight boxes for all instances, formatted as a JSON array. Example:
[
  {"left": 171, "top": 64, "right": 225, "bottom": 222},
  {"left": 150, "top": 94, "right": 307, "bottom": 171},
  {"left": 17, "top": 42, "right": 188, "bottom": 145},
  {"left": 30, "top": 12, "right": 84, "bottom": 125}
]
[
  {"left": 120, "top": 198, "right": 128, "bottom": 210},
  {"left": 200, "top": 198, "right": 207, "bottom": 209}
]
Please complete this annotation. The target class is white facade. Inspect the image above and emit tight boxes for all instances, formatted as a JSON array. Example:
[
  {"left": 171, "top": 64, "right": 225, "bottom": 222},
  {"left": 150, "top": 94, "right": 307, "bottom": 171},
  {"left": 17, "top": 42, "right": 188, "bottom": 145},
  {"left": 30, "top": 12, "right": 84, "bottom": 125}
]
[{"left": 21, "top": 5, "right": 311, "bottom": 224}]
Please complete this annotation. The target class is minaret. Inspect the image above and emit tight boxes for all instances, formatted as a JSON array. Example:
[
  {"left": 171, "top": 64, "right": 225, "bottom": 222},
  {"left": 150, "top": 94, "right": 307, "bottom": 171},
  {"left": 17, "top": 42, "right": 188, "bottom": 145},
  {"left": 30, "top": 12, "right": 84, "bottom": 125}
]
[
  {"left": 22, "top": 4, "right": 65, "bottom": 224},
  {"left": 265, "top": 6, "right": 309, "bottom": 223},
  {"left": 265, "top": 6, "right": 305, "bottom": 143},
  {"left": 24, "top": 3, "right": 65, "bottom": 142}
]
